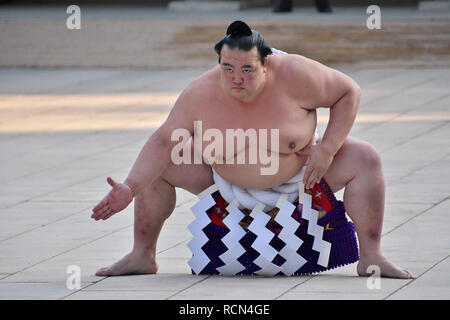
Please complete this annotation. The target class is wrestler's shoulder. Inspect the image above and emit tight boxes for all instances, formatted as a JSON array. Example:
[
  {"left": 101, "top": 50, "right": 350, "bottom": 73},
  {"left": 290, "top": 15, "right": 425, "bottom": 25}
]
[
  {"left": 175, "top": 68, "right": 218, "bottom": 108},
  {"left": 275, "top": 53, "right": 325, "bottom": 79},
  {"left": 179, "top": 68, "right": 218, "bottom": 99},
  {"left": 274, "top": 53, "right": 333, "bottom": 97}
]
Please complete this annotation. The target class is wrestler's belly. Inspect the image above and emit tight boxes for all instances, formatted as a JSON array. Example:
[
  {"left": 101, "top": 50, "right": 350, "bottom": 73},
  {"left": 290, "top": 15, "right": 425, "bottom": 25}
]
[{"left": 211, "top": 152, "right": 308, "bottom": 189}]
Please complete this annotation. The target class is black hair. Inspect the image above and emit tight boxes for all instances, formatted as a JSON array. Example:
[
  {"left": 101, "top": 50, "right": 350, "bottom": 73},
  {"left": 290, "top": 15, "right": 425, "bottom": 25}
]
[{"left": 214, "top": 21, "right": 272, "bottom": 65}]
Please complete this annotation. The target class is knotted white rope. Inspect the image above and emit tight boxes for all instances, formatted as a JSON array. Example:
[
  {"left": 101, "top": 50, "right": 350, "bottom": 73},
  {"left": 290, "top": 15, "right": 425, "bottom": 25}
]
[{"left": 212, "top": 130, "right": 318, "bottom": 212}]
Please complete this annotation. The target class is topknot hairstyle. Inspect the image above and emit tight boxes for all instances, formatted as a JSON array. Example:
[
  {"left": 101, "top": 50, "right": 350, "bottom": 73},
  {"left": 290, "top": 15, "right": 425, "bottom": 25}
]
[{"left": 214, "top": 21, "right": 272, "bottom": 65}]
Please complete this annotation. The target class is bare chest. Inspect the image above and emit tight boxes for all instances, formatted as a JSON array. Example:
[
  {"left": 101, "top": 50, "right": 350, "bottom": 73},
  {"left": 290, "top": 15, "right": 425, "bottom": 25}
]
[{"left": 196, "top": 93, "right": 317, "bottom": 155}]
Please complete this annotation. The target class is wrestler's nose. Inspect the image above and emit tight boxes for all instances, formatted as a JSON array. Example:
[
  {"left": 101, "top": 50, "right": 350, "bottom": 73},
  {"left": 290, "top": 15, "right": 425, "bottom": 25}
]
[{"left": 232, "top": 76, "right": 244, "bottom": 85}]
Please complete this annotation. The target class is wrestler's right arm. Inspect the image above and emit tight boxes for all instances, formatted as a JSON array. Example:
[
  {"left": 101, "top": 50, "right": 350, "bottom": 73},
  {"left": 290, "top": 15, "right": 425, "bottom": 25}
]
[
  {"left": 91, "top": 84, "right": 199, "bottom": 220},
  {"left": 123, "top": 86, "right": 198, "bottom": 196}
]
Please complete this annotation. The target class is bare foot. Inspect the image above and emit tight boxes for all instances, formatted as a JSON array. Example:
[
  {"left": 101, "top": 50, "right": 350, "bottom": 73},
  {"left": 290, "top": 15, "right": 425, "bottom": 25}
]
[
  {"left": 357, "top": 254, "right": 414, "bottom": 279},
  {"left": 95, "top": 251, "right": 158, "bottom": 276}
]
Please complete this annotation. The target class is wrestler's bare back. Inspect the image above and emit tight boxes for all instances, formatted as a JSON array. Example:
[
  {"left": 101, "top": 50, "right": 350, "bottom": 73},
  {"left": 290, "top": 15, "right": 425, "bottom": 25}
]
[{"left": 167, "top": 53, "right": 319, "bottom": 189}]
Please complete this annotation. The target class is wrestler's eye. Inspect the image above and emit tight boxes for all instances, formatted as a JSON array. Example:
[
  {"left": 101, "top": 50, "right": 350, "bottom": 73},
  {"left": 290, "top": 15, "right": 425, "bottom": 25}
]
[
  {"left": 242, "top": 69, "right": 250, "bottom": 74},
  {"left": 225, "top": 68, "right": 233, "bottom": 73}
]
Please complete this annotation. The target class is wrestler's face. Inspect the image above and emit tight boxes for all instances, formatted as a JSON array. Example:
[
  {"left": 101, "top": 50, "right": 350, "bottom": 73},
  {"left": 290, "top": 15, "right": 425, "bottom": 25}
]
[{"left": 219, "top": 45, "right": 268, "bottom": 102}]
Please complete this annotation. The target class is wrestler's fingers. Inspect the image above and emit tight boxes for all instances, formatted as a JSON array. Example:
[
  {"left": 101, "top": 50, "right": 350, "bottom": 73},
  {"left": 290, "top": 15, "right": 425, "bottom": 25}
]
[
  {"left": 303, "top": 165, "right": 316, "bottom": 188},
  {"left": 99, "top": 205, "right": 111, "bottom": 215},
  {"left": 305, "top": 176, "right": 314, "bottom": 189},
  {"left": 92, "top": 205, "right": 110, "bottom": 219},
  {"left": 103, "top": 212, "right": 115, "bottom": 220},
  {"left": 307, "top": 171, "right": 320, "bottom": 189},
  {"left": 93, "top": 201, "right": 108, "bottom": 214},
  {"left": 97, "top": 208, "right": 112, "bottom": 220},
  {"left": 303, "top": 164, "right": 313, "bottom": 183},
  {"left": 98, "top": 207, "right": 110, "bottom": 217},
  {"left": 102, "top": 209, "right": 115, "bottom": 220},
  {"left": 307, "top": 178, "right": 315, "bottom": 189},
  {"left": 107, "top": 176, "right": 117, "bottom": 188},
  {"left": 92, "top": 203, "right": 101, "bottom": 212},
  {"left": 93, "top": 199, "right": 108, "bottom": 212},
  {"left": 92, "top": 205, "right": 104, "bottom": 215}
]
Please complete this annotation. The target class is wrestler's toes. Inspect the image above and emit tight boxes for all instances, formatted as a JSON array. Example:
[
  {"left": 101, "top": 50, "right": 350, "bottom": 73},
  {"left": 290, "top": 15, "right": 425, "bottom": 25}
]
[
  {"left": 404, "top": 270, "right": 415, "bottom": 279},
  {"left": 95, "top": 267, "right": 109, "bottom": 276}
]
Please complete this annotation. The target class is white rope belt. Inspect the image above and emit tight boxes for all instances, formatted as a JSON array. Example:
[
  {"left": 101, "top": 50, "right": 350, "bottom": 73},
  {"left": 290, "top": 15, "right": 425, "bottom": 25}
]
[{"left": 211, "top": 130, "right": 318, "bottom": 212}]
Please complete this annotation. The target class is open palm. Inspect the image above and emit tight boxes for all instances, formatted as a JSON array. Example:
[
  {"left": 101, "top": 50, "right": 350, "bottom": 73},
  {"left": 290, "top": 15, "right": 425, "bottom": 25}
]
[{"left": 91, "top": 177, "right": 133, "bottom": 220}]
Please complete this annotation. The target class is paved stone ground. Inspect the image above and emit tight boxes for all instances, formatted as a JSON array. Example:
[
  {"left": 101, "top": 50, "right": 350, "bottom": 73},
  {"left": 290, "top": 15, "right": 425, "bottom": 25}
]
[
  {"left": 0, "top": 6, "right": 449, "bottom": 300},
  {"left": 0, "top": 65, "right": 448, "bottom": 300}
]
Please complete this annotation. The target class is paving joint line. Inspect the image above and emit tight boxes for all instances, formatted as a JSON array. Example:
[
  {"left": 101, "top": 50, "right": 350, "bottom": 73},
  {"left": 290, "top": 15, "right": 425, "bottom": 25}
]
[
  {"left": 59, "top": 277, "right": 111, "bottom": 300},
  {"left": 156, "top": 239, "right": 189, "bottom": 256},
  {"left": 0, "top": 89, "right": 173, "bottom": 154},
  {"left": 0, "top": 128, "right": 144, "bottom": 165},
  {"left": 356, "top": 91, "right": 450, "bottom": 135},
  {"left": 359, "top": 68, "right": 415, "bottom": 90},
  {"left": 1, "top": 69, "right": 127, "bottom": 97},
  {"left": 382, "top": 196, "right": 449, "bottom": 238},
  {"left": 1, "top": 133, "right": 198, "bottom": 210},
  {"left": 383, "top": 253, "right": 450, "bottom": 300},
  {"left": 0, "top": 109, "right": 155, "bottom": 172},
  {"left": 380, "top": 120, "right": 449, "bottom": 154},
  {"left": 0, "top": 205, "right": 94, "bottom": 244},
  {"left": 386, "top": 151, "right": 450, "bottom": 187},
  {"left": 166, "top": 274, "right": 212, "bottom": 300},
  {"left": 0, "top": 141, "right": 153, "bottom": 210},
  {"left": 361, "top": 70, "right": 445, "bottom": 108},
  {"left": 0, "top": 223, "right": 132, "bottom": 282},
  {"left": 5, "top": 90, "right": 169, "bottom": 123},
  {"left": 273, "top": 275, "right": 318, "bottom": 300}
]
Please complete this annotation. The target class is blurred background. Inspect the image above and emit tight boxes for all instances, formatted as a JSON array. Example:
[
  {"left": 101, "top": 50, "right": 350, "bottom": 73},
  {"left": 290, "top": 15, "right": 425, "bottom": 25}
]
[{"left": 0, "top": 0, "right": 449, "bottom": 69}]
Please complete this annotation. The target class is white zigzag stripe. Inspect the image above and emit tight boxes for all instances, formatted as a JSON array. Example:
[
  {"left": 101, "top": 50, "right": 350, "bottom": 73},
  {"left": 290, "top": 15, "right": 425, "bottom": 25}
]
[
  {"left": 216, "top": 207, "right": 247, "bottom": 275},
  {"left": 274, "top": 199, "right": 307, "bottom": 275},
  {"left": 188, "top": 181, "right": 333, "bottom": 276},
  {"left": 301, "top": 193, "right": 331, "bottom": 268},
  {"left": 248, "top": 211, "right": 282, "bottom": 276},
  {"left": 187, "top": 192, "right": 216, "bottom": 275}
]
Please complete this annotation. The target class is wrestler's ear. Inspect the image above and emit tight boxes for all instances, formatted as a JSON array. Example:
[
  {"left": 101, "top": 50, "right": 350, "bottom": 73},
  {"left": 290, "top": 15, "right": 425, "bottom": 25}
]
[{"left": 263, "top": 58, "right": 268, "bottom": 71}]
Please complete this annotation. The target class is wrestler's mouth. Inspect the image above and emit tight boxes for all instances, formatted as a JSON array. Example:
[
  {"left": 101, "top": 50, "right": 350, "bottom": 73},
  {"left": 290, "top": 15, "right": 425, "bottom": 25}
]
[{"left": 232, "top": 87, "right": 245, "bottom": 91}]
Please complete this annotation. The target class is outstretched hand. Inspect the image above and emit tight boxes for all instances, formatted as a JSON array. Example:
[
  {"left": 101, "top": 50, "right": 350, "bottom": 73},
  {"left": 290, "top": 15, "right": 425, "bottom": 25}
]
[
  {"left": 296, "top": 141, "right": 334, "bottom": 190},
  {"left": 91, "top": 177, "right": 134, "bottom": 221}
]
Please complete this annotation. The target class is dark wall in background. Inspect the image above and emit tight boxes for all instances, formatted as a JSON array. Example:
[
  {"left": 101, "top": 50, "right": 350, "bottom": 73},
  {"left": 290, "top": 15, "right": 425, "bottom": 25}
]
[{"left": 0, "top": 0, "right": 420, "bottom": 7}]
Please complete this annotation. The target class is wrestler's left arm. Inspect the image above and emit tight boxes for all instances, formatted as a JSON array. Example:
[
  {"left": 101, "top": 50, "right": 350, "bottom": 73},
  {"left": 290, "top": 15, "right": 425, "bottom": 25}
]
[{"left": 287, "top": 55, "right": 361, "bottom": 188}]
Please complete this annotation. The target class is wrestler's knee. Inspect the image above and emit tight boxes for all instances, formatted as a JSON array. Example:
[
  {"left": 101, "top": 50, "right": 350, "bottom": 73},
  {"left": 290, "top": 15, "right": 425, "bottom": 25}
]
[
  {"left": 328, "top": 138, "right": 381, "bottom": 177},
  {"left": 159, "top": 162, "right": 178, "bottom": 187},
  {"left": 160, "top": 161, "right": 214, "bottom": 194},
  {"left": 357, "top": 141, "right": 382, "bottom": 169},
  {"left": 134, "top": 176, "right": 167, "bottom": 201}
]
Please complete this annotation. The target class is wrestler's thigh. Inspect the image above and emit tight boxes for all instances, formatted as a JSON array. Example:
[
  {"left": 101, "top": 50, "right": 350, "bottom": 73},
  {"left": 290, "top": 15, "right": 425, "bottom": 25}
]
[
  {"left": 161, "top": 139, "right": 214, "bottom": 195},
  {"left": 322, "top": 136, "right": 380, "bottom": 193}
]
